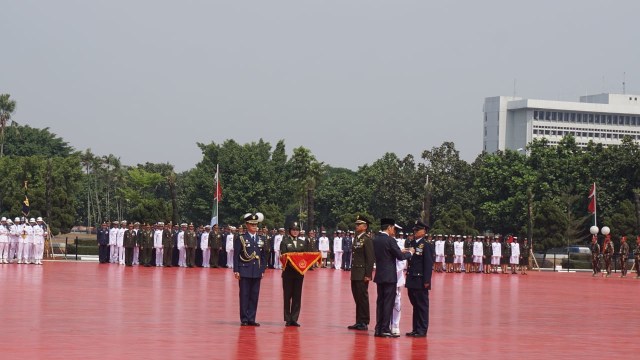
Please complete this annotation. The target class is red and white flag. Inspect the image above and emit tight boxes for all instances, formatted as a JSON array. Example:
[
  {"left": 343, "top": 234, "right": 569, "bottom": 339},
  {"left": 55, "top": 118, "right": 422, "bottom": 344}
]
[{"left": 587, "top": 183, "right": 596, "bottom": 214}]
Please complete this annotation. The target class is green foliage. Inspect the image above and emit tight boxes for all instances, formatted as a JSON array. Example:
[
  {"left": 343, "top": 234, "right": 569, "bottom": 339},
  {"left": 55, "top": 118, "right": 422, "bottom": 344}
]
[{"left": 3, "top": 125, "right": 75, "bottom": 157}]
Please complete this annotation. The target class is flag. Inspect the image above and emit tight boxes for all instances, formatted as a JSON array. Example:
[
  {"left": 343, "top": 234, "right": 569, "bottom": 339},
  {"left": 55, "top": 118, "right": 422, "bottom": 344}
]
[
  {"left": 210, "top": 166, "right": 222, "bottom": 226},
  {"left": 587, "top": 183, "right": 596, "bottom": 214},
  {"left": 22, "top": 181, "right": 30, "bottom": 217}
]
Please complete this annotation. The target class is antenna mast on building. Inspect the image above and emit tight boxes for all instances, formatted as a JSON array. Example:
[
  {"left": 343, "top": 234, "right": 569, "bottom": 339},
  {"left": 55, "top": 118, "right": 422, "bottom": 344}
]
[{"left": 623, "top": 72, "right": 626, "bottom": 94}]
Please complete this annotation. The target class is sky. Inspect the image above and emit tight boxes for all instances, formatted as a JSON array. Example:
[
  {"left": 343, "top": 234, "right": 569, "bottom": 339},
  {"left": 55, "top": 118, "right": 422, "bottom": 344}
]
[{"left": 2, "top": 0, "right": 639, "bottom": 172}]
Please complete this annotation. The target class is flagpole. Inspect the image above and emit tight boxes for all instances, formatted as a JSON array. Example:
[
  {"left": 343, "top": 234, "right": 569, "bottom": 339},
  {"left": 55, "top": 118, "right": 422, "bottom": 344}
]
[
  {"left": 216, "top": 164, "right": 220, "bottom": 226},
  {"left": 593, "top": 182, "right": 597, "bottom": 227}
]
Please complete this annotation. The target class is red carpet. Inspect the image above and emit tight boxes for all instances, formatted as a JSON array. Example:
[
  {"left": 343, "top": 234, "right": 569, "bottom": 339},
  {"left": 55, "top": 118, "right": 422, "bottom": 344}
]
[{"left": 0, "top": 262, "right": 635, "bottom": 359}]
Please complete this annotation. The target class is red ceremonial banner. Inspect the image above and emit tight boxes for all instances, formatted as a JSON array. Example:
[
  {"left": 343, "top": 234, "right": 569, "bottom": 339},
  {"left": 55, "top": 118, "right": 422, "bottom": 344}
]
[{"left": 280, "top": 252, "right": 321, "bottom": 275}]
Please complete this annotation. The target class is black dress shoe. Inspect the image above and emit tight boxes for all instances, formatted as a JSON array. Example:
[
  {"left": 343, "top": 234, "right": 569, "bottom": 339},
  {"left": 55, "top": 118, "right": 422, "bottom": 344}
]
[
  {"left": 408, "top": 333, "right": 427, "bottom": 338},
  {"left": 405, "top": 331, "right": 417, "bottom": 336},
  {"left": 290, "top": 321, "right": 300, "bottom": 327},
  {"left": 241, "top": 322, "right": 249, "bottom": 326},
  {"left": 285, "top": 322, "right": 292, "bottom": 326},
  {"left": 248, "top": 322, "right": 260, "bottom": 327},
  {"left": 347, "top": 323, "right": 360, "bottom": 330},
  {"left": 355, "top": 324, "right": 367, "bottom": 330},
  {"left": 375, "top": 332, "right": 399, "bottom": 338}
]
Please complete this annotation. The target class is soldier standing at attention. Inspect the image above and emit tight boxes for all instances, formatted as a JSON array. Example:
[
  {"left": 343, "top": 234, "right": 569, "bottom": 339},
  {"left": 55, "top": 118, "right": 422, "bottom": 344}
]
[
  {"left": 96, "top": 222, "right": 110, "bottom": 264},
  {"left": 209, "top": 224, "right": 222, "bottom": 268},
  {"left": 483, "top": 236, "right": 492, "bottom": 274},
  {"left": 347, "top": 216, "right": 374, "bottom": 331},
  {"left": 280, "top": 222, "right": 309, "bottom": 326},
  {"left": 318, "top": 230, "right": 330, "bottom": 268},
  {"left": 201, "top": 225, "right": 211, "bottom": 268},
  {"left": 590, "top": 235, "right": 601, "bottom": 276},
  {"left": 132, "top": 222, "right": 141, "bottom": 266},
  {"left": 162, "top": 222, "right": 173, "bottom": 267},
  {"left": 405, "top": 220, "right": 433, "bottom": 337},
  {"left": 444, "top": 235, "right": 454, "bottom": 273},
  {"left": 602, "top": 234, "right": 614, "bottom": 277},
  {"left": 634, "top": 236, "right": 640, "bottom": 279},
  {"left": 343, "top": 231, "right": 353, "bottom": 271},
  {"left": 619, "top": 235, "right": 629, "bottom": 278},
  {"left": 333, "top": 230, "right": 344, "bottom": 270},
  {"left": 139, "top": 223, "right": 153, "bottom": 267},
  {"left": 520, "top": 239, "right": 530, "bottom": 275},
  {"left": 463, "top": 236, "right": 473, "bottom": 273},
  {"left": 185, "top": 223, "right": 197, "bottom": 268},
  {"left": 307, "top": 230, "right": 318, "bottom": 269},
  {"left": 123, "top": 222, "right": 136, "bottom": 266},
  {"left": 453, "top": 236, "right": 464, "bottom": 273},
  {"left": 473, "top": 236, "right": 484, "bottom": 273},
  {"left": 153, "top": 222, "right": 164, "bottom": 267},
  {"left": 234, "top": 213, "right": 267, "bottom": 326}
]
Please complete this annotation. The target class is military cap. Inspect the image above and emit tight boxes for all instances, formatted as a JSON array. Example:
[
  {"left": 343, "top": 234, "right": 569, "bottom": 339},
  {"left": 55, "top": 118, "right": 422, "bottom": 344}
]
[
  {"left": 412, "top": 220, "right": 429, "bottom": 231},
  {"left": 180, "top": 223, "right": 188, "bottom": 227},
  {"left": 288, "top": 222, "right": 300, "bottom": 231},
  {"left": 14, "top": 217, "right": 21, "bottom": 222},
  {"left": 205, "top": 224, "right": 211, "bottom": 229},
  {"left": 243, "top": 212, "right": 264, "bottom": 224},
  {"left": 0, "top": 217, "right": 6, "bottom": 222},
  {"left": 355, "top": 215, "right": 371, "bottom": 225}
]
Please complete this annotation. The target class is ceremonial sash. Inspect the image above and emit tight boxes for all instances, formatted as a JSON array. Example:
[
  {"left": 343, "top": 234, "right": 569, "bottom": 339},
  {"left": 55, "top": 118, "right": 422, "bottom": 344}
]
[{"left": 280, "top": 252, "right": 321, "bottom": 275}]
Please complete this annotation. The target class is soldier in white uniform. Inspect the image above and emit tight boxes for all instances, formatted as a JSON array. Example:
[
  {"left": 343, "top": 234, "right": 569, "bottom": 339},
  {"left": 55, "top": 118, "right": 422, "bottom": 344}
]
[
  {"left": 109, "top": 221, "right": 118, "bottom": 263},
  {"left": 225, "top": 226, "right": 235, "bottom": 268},
  {"left": 510, "top": 237, "right": 520, "bottom": 274},
  {"left": 273, "top": 228, "right": 284, "bottom": 269},
  {"left": 390, "top": 234, "right": 407, "bottom": 335},
  {"left": 11, "top": 218, "right": 24, "bottom": 263},
  {"left": 154, "top": 222, "right": 164, "bottom": 267},
  {"left": 0, "top": 217, "right": 9, "bottom": 263},
  {"left": 333, "top": 230, "right": 343, "bottom": 270},
  {"left": 117, "top": 221, "right": 127, "bottom": 265},
  {"left": 33, "top": 217, "right": 46, "bottom": 265},
  {"left": 132, "top": 222, "right": 140, "bottom": 265},
  {"left": 434, "top": 235, "right": 445, "bottom": 273},
  {"left": 491, "top": 237, "right": 502, "bottom": 273},
  {"left": 7, "top": 218, "right": 18, "bottom": 262},
  {"left": 201, "top": 225, "right": 211, "bottom": 268},
  {"left": 177, "top": 223, "right": 187, "bottom": 267},
  {"left": 453, "top": 236, "right": 464, "bottom": 273},
  {"left": 473, "top": 236, "right": 484, "bottom": 273},
  {"left": 24, "top": 218, "right": 36, "bottom": 264},
  {"left": 318, "top": 230, "right": 330, "bottom": 268}
]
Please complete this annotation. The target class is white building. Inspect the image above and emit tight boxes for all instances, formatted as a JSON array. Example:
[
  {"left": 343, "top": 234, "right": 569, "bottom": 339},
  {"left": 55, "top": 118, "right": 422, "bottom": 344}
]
[{"left": 483, "top": 93, "right": 640, "bottom": 153}]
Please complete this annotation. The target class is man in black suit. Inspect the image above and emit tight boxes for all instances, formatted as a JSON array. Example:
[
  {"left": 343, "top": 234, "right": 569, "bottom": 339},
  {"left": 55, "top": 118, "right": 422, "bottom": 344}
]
[
  {"left": 372, "top": 218, "right": 413, "bottom": 338},
  {"left": 405, "top": 220, "right": 434, "bottom": 337},
  {"left": 234, "top": 212, "right": 267, "bottom": 326}
]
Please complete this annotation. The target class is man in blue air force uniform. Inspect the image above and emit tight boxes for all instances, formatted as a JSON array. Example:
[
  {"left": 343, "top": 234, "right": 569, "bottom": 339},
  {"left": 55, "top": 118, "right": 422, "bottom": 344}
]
[
  {"left": 405, "top": 220, "right": 434, "bottom": 337},
  {"left": 233, "top": 212, "right": 267, "bottom": 326}
]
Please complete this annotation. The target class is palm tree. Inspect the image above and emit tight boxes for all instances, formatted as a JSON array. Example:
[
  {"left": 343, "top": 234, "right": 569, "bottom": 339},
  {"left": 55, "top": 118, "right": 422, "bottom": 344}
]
[{"left": 0, "top": 94, "right": 17, "bottom": 157}]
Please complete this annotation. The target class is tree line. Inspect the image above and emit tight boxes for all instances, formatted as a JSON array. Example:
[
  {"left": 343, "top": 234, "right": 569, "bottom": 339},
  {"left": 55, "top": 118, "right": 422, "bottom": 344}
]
[{"left": 1, "top": 95, "right": 639, "bottom": 252}]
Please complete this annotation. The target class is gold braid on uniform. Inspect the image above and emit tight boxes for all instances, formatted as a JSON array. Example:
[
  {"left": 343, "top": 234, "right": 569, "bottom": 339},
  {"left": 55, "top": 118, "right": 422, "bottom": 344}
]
[{"left": 239, "top": 235, "right": 260, "bottom": 267}]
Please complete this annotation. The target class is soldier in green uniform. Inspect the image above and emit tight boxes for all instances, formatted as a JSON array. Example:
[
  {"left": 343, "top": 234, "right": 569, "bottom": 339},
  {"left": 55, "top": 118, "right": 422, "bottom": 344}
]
[
  {"left": 162, "top": 222, "right": 173, "bottom": 267},
  {"left": 185, "top": 223, "right": 197, "bottom": 268},
  {"left": 280, "top": 222, "right": 309, "bottom": 326},
  {"left": 347, "top": 215, "right": 374, "bottom": 331},
  {"left": 209, "top": 224, "right": 222, "bottom": 268},
  {"left": 463, "top": 236, "right": 473, "bottom": 273},
  {"left": 520, "top": 238, "right": 530, "bottom": 275},
  {"left": 483, "top": 237, "right": 492, "bottom": 274},
  {"left": 602, "top": 234, "right": 614, "bottom": 277},
  {"left": 619, "top": 235, "right": 629, "bottom": 278},
  {"left": 123, "top": 223, "right": 136, "bottom": 266},
  {"left": 634, "top": 236, "right": 640, "bottom": 279},
  {"left": 590, "top": 235, "right": 601, "bottom": 276},
  {"left": 140, "top": 223, "right": 154, "bottom": 267},
  {"left": 307, "top": 230, "right": 318, "bottom": 270},
  {"left": 444, "top": 236, "right": 454, "bottom": 273}
]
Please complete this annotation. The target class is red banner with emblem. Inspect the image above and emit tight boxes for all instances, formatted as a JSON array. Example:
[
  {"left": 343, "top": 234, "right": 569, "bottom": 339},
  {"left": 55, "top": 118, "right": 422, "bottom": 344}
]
[{"left": 280, "top": 252, "right": 321, "bottom": 275}]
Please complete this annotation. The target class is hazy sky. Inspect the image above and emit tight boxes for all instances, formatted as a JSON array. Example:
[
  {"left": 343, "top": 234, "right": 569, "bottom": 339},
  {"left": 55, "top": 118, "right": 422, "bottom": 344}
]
[{"left": 2, "top": 1, "right": 639, "bottom": 171}]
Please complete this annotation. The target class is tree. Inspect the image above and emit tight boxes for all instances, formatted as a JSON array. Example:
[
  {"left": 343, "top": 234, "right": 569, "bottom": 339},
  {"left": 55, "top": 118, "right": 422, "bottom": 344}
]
[{"left": 0, "top": 93, "right": 17, "bottom": 157}]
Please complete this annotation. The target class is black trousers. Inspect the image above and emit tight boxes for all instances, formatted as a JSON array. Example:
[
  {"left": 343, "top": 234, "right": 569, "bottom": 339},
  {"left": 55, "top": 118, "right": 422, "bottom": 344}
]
[
  {"left": 124, "top": 247, "right": 134, "bottom": 266},
  {"left": 239, "top": 277, "right": 262, "bottom": 323},
  {"left": 343, "top": 251, "right": 352, "bottom": 269},
  {"left": 282, "top": 277, "right": 304, "bottom": 322},
  {"left": 408, "top": 287, "right": 430, "bottom": 335},
  {"left": 163, "top": 246, "right": 172, "bottom": 266},
  {"left": 374, "top": 282, "right": 395, "bottom": 334},
  {"left": 98, "top": 245, "right": 109, "bottom": 263},
  {"left": 351, "top": 280, "right": 370, "bottom": 325},
  {"left": 186, "top": 247, "right": 195, "bottom": 267}
]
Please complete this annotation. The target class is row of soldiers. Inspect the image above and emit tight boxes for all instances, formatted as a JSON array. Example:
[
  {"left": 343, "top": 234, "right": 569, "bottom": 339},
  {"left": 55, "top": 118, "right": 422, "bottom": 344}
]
[
  {"left": 590, "top": 235, "right": 640, "bottom": 278},
  {"left": 0, "top": 216, "right": 48, "bottom": 265}
]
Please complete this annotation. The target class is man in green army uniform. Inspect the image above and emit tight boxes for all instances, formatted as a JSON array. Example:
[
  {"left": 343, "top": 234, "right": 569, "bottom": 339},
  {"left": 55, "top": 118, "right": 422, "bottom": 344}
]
[
  {"left": 280, "top": 222, "right": 309, "bottom": 326},
  {"left": 501, "top": 236, "right": 511, "bottom": 274},
  {"left": 209, "top": 224, "right": 222, "bottom": 268},
  {"left": 619, "top": 235, "right": 629, "bottom": 278},
  {"left": 520, "top": 238, "right": 531, "bottom": 275},
  {"left": 307, "top": 230, "right": 318, "bottom": 270},
  {"left": 634, "top": 236, "right": 640, "bottom": 279},
  {"left": 139, "top": 223, "right": 154, "bottom": 267},
  {"left": 162, "top": 222, "right": 173, "bottom": 267},
  {"left": 123, "top": 223, "right": 136, "bottom": 266},
  {"left": 185, "top": 223, "right": 197, "bottom": 268},
  {"left": 347, "top": 215, "right": 374, "bottom": 331}
]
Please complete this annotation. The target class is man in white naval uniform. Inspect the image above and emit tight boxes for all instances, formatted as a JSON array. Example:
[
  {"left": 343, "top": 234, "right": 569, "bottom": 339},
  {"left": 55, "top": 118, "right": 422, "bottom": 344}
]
[
  {"left": 491, "top": 238, "right": 502, "bottom": 273},
  {"left": 132, "top": 222, "right": 140, "bottom": 265},
  {"left": 473, "top": 236, "right": 484, "bottom": 273},
  {"left": 153, "top": 223, "right": 164, "bottom": 267},
  {"left": 8, "top": 218, "right": 18, "bottom": 263},
  {"left": 453, "top": 236, "right": 464, "bottom": 273},
  {"left": 273, "top": 228, "right": 284, "bottom": 269},
  {"left": 24, "top": 218, "right": 36, "bottom": 264},
  {"left": 0, "top": 217, "right": 9, "bottom": 263},
  {"left": 390, "top": 234, "right": 407, "bottom": 335},
  {"left": 109, "top": 221, "right": 118, "bottom": 263},
  {"left": 333, "top": 230, "right": 343, "bottom": 270},
  {"left": 434, "top": 235, "right": 445, "bottom": 272},
  {"left": 177, "top": 223, "right": 187, "bottom": 267},
  {"left": 510, "top": 237, "right": 520, "bottom": 274},
  {"left": 225, "top": 226, "right": 235, "bottom": 269},
  {"left": 11, "top": 218, "right": 24, "bottom": 263},
  {"left": 318, "top": 230, "right": 330, "bottom": 268},
  {"left": 33, "top": 217, "right": 46, "bottom": 265},
  {"left": 201, "top": 225, "right": 211, "bottom": 268},
  {"left": 117, "top": 221, "right": 127, "bottom": 265}
]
